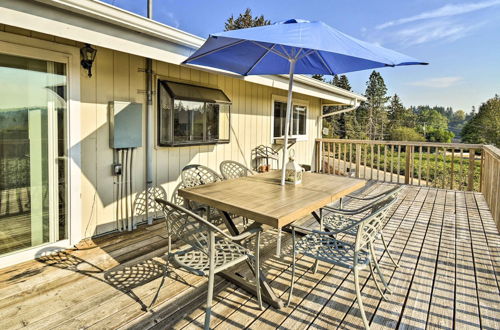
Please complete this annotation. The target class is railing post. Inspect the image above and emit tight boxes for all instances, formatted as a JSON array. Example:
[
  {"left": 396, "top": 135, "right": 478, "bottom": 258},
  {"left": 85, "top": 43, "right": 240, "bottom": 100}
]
[
  {"left": 405, "top": 145, "right": 411, "bottom": 185},
  {"left": 467, "top": 148, "right": 475, "bottom": 191},
  {"left": 355, "top": 144, "right": 361, "bottom": 178}
]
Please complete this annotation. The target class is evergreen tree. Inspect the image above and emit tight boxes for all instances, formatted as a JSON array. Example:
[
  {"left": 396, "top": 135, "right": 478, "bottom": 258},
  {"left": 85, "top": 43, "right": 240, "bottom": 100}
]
[
  {"left": 387, "top": 94, "right": 416, "bottom": 131},
  {"left": 311, "top": 74, "right": 325, "bottom": 81},
  {"left": 337, "top": 75, "right": 351, "bottom": 91},
  {"left": 462, "top": 95, "right": 500, "bottom": 146},
  {"left": 224, "top": 8, "right": 271, "bottom": 31},
  {"left": 362, "top": 71, "right": 389, "bottom": 140}
]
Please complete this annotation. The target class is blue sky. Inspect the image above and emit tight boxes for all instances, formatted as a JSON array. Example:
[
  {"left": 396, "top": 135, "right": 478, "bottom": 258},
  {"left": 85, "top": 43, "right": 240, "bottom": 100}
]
[{"left": 103, "top": 0, "right": 500, "bottom": 112}]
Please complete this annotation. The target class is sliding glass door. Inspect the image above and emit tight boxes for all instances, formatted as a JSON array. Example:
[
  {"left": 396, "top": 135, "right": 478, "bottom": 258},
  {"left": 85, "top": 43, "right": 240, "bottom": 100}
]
[{"left": 0, "top": 53, "right": 67, "bottom": 256}]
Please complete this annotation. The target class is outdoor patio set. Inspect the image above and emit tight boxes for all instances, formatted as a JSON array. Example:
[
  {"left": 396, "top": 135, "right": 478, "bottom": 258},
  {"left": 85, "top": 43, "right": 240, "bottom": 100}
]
[{"left": 156, "top": 161, "right": 403, "bottom": 330}]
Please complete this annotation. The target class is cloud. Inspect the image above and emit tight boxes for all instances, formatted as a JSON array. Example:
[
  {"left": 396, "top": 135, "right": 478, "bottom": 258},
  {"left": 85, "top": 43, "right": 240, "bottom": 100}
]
[
  {"left": 407, "top": 77, "right": 463, "bottom": 88},
  {"left": 163, "top": 11, "right": 180, "bottom": 28},
  {"left": 394, "top": 20, "right": 484, "bottom": 46},
  {"left": 377, "top": 0, "right": 500, "bottom": 30}
]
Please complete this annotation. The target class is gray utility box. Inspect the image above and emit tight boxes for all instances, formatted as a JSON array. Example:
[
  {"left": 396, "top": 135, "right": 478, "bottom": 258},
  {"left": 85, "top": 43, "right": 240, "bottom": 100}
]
[{"left": 109, "top": 101, "right": 143, "bottom": 149}]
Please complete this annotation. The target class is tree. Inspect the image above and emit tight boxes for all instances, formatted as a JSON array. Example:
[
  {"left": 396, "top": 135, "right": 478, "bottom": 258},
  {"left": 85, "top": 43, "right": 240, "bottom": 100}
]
[
  {"left": 311, "top": 74, "right": 325, "bottom": 81},
  {"left": 362, "top": 71, "right": 390, "bottom": 140},
  {"left": 322, "top": 74, "right": 358, "bottom": 138},
  {"left": 462, "top": 95, "right": 500, "bottom": 146},
  {"left": 387, "top": 94, "right": 404, "bottom": 128},
  {"left": 426, "top": 128, "right": 454, "bottom": 142},
  {"left": 388, "top": 127, "right": 425, "bottom": 142},
  {"left": 224, "top": 8, "right": 271, "bottom": 31},
  {"left": 416, "top": 109, "right": 454, "bottom": 142},
  {"left": 337, "top": 75, "right": 351, "bottom": 91},
  {"left": 449, "top": 109, "right": 466, "bottom": 138},
  {"left": 417, "top": 109, "right": 449, "bottom": 132}
]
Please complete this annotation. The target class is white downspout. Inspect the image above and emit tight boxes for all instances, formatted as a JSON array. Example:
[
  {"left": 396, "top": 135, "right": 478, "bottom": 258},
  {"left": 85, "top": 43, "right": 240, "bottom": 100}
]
[{"left": 145, "top": 0, "right": 153, "bottom": 224}]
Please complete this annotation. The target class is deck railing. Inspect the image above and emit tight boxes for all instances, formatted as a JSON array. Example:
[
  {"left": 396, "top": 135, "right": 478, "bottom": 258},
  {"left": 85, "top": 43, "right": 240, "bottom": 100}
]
[
  {"left": 315, "top": 138, "right": 500, "bottom": 231},
  {"left": 481, "top": 145, "right": 500, "bottom": 231}
]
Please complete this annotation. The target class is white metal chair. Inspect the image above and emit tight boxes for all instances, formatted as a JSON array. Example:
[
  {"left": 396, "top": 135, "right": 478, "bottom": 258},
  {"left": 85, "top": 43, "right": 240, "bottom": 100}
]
[
  {"left": 321, "top": 185, "right": 403, "bottom": 268},
  {"left": 180, "top": 164, "right": 226, "bottom": 225},
  {"left": 181, "top": 164, "right": 223, "bottom": 188},
  {"left": 287, "top": 196, "right": 397, "bottom": 330},
  {"left": 220, "top": 160, "right": 255, "bottom": 180},
  {"left": 156, "top": 199, "right": 263, "bottom": 330}
]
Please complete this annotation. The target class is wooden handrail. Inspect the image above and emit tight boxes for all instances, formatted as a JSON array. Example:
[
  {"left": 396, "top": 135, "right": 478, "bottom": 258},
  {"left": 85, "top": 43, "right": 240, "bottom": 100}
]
[
  {"left": 315, "top": 138, "right": 484, "bottom": 149},
  {"left": 315, "top": 138, "right": 500, "bottom": 233}
]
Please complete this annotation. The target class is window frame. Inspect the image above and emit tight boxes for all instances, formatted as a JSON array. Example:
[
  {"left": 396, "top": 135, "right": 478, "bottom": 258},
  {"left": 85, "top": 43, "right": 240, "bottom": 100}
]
[
  {"left": 157, "top": 80, "right": 231, "bottom": 147},
  {"left": 0, "top": 32, "right": 81, "bottom": 267},
  {"left": 271, "top": 95, "right": 309, "bottom": 143}
]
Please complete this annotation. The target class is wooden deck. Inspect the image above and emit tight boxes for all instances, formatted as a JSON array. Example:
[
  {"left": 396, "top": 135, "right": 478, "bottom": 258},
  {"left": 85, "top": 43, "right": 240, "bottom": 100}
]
[{"left": 1, "top": 183, "right": 499, "bottom": 329}]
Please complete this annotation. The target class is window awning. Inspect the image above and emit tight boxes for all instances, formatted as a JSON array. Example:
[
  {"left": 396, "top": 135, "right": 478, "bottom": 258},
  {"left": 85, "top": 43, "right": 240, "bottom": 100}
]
[{"left": 162, "top": 81, "right": 231, "bottom": 104}]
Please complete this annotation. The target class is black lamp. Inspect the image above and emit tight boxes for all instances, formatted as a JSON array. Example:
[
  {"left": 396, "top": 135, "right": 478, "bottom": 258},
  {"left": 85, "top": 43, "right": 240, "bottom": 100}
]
[{"left": 80, "top": 44, "right": 97, "bottom": 77}]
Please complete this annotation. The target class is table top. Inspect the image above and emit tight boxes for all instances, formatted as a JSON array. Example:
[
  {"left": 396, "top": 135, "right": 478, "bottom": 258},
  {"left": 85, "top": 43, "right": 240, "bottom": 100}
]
[{"left": 178, "top": 171, "right": 366, "bottom": 228}]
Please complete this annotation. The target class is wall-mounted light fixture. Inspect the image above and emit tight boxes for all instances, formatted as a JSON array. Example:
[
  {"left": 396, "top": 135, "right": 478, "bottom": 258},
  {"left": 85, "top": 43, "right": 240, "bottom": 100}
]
[{"left": 80, "top": 44, "right": 97, "bottom": 77}]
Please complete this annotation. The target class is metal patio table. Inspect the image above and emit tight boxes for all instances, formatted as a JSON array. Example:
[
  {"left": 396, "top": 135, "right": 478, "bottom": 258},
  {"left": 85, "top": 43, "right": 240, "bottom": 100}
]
[{"left": 179, "top": 171, "right": 366, "bottom": 308}]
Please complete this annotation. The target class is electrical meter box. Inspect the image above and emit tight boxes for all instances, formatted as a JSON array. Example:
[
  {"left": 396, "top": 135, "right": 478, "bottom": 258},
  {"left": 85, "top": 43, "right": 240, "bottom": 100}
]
[{"left": 109, "top": 101, "right": 143, "bottom": 149}]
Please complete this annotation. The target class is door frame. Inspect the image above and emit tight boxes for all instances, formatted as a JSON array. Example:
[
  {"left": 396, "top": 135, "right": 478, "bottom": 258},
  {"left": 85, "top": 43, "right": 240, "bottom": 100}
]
[{"left": 0, "top": 31, "right": 82, "bottom": 268}]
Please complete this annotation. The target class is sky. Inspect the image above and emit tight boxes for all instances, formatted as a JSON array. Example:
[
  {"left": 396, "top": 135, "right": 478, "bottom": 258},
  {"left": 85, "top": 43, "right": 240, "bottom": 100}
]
[{"left": 102, "top": 0, "right": 500, "bottom": 112}]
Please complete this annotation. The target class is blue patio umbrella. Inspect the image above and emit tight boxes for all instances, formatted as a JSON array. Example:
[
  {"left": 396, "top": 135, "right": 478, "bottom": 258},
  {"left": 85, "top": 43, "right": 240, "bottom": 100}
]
[{"left": 183, "top": 19, "right": 428, "bottom": 185}]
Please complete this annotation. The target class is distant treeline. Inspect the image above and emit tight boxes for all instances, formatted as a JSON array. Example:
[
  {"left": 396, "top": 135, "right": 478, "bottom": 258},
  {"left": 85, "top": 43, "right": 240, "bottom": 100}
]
[{"left": 316, "top": 72, "right": 499, "bottom": 146}]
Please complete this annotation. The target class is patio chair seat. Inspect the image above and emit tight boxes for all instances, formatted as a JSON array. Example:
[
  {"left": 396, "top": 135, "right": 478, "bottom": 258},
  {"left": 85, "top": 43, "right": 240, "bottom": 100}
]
[
  {"left": 174, "top": 237, "right": 250, "bottom": 276},
  {"left": 295, "top": 234, "right": 370, "bottom": 270}
]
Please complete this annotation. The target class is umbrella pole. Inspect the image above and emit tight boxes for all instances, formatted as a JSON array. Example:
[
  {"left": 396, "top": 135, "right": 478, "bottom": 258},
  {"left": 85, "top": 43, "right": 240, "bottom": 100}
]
[{"left": 280, "top": 59, "right": 296, "bottom": 186}]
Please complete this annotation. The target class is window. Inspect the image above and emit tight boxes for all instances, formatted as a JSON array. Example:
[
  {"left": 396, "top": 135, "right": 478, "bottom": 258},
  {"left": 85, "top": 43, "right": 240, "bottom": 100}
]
[
  {"left": 273, "top": 101, "right": 307, "bottom": 138},
  {"left": 158, "top": 81, "right": 231, "bottom": 146}
]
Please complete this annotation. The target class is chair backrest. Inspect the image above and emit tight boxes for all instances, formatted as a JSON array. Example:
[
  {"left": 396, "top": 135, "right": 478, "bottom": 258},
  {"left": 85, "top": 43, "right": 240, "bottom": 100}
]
[
  {"left": 355, "top": 196, "right": 397, "bottom": 251},
  {"left": 156, "top": 198, "right": 211, "bottom": 254},
  {"left": 171, "top": 181, "right": 186, "bottom": 206},
  {"left": 181, "top": 164, "right": 223, "bottom": 188},
  {"left": 220, "top": 160, "right": 254, "bottom": 180}
]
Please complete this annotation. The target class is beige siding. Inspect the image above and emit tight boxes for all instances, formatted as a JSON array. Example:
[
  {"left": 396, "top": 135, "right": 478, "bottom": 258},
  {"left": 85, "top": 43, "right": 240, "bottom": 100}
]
[{"left": 2, "top": 27, "right": 322, "bottom": 239}]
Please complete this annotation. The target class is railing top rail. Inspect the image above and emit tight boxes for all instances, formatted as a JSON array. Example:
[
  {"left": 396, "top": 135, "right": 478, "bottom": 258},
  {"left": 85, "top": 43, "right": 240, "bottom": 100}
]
[
  {"left": 483, "top": 145, "right": 500, "bottom": 160},
  {"left": 315, "top": 138, "right": 484, "bottom": 149}
]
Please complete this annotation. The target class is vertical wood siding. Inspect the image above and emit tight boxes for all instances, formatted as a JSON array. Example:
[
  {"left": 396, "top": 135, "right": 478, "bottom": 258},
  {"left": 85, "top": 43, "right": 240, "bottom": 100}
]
[{"left": 1, "top": 27, "right": 322, "bottom": 238}]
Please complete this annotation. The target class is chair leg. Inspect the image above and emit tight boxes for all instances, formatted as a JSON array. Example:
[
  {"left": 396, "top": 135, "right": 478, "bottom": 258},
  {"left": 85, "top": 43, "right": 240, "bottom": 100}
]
[
  {"left": 380, "top": 232, "right": 399, "bottom": 268},
  {"left": 370, "top": 243, "right": 392, "bottom": 294},
  {"left": 313, "top": 208, "right": 323, "bottom": 274},
  {"left": 204, "top": 270, "right": 214, "bottom": 330},
  {"left": 286, "top": 231, "right": 296, "bottom": 307},
  {"left": 205, "top": 233, "right": 216, "bottom": 330},
  {"left": 255, "top": 231, "right": 264, "bottom": 310},
  {"left": 369, "top": 261, "right": 389, "bottom": 301},
  {"left": 354, "top": 267, "right": 370, "bottom": 330},
  {"left": 312, "top": 259, "right": 319, "bottom": 274}
]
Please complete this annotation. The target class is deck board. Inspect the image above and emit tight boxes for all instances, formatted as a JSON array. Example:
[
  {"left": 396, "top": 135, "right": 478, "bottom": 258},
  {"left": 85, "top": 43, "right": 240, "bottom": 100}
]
[{"left": 0, "top": 183, "right": 499, "bottom": 330}]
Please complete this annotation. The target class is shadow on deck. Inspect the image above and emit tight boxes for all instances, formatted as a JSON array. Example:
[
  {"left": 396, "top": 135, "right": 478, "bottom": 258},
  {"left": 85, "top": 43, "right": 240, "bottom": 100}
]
[{"left": 0, "top": 183, "right": 499, "bottom": 329}]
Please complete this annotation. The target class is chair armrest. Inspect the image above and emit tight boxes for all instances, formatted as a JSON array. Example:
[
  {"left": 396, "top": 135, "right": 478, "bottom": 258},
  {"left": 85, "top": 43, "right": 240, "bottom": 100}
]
[
  {"left": 322, "top": 202, "right": 374, "bottom": 215},
  {"left": 343, "top": 186, "right": 402, "bottom": 203},
  {"left": 228, "top": 227, "right": 263, "bottom": 241},
  {"left": 289, "top": 224, "right": 338, "bottom": 236}
]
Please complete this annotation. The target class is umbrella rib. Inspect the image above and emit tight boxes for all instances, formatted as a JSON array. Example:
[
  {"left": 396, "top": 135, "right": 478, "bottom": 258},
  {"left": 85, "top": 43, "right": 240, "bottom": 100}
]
[
  {"left": 293, "top": 48, "right": 303, "bottom": 60},
  {"left": 315, "top": 50, "right": 335, "bottom": 75},
  {"left": 279, "top": 44, "right": 291, "bottom": 58},
  {"left": 251, "top": 41, "right": 290, "bottom": 60},
  {"left": 184, "top": 39, "right": 247, "bottom": 62},
  {"left": 244, "top": 43, "right": 276, "bottom": 75},
  {"left": 296, "top": 49, "right": 315, "bottom": 61}
]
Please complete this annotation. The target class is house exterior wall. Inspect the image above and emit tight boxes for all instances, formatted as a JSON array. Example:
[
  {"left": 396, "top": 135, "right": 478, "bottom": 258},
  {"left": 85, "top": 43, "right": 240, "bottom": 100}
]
[{"left": 0, "top": 25, "right": 322, "bottom": 240}]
